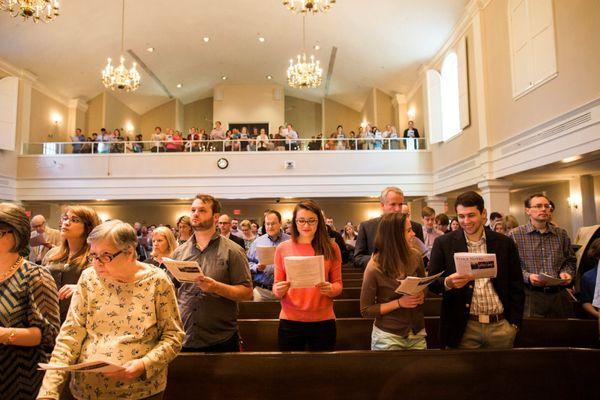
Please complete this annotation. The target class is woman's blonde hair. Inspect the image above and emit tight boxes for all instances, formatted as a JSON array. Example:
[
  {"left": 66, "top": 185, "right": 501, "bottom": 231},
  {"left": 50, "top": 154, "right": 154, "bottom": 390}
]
[
  {"left": 239, "top": 220, "right": 252, "bottom": 229},
  {"left": 151, "top": 226, "right": 178, "bottom": 257},
  {"left": 49, "top": 205, "right": 101, "bottom": 270}
]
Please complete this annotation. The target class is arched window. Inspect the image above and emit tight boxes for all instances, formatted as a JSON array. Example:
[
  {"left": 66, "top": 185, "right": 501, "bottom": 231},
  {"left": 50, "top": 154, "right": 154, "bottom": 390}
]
[{"left": 440, "top": 52, "right": 460, "bottom": 141}]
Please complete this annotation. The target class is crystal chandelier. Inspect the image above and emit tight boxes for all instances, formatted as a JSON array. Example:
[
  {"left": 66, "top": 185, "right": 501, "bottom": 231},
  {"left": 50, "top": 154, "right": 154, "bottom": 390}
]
[
  {"left": 287, "top": 16, "right": 322, "bottom": 89},
  {"left": 0, "top": 0, "right": 60, "bottom": 23},
  {"left": 282, "top": 0, "right": 335, "bottom": 15},
  {"left": 101, "top": 0, "right": 140, "bottom": 92}
]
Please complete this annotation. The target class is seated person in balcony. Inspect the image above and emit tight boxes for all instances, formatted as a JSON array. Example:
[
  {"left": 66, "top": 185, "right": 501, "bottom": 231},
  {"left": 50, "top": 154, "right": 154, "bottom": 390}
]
[
  {"left": 579, "top": 238, "right": 600, "bottom": 319},
  {"left": 348, "top": 131, "right": 357, "bottom": 150},
  {"left": 186, "top": 127, "right": 200, "bottom": 152},
  {"left": 133, "top": 133, "right": 144, "bottom": 153},
  {"left": 257, "top": 128, "right": 270, "bottom": 151},
  {"left": 151, "top": 126, "right": 164, "bottom": 152},
  {"left": 247, "top": 210, "right": 290, "bottom": 301},
  {"left": 210, "top": 121, "right": 226, "bottom": 151},
  {"left": 389, "top": 126, "right": 400, "bottom": 150},
  {"left": 239, "top": 126, "right": 250, "bottom": 151},
  {"left": 335, "top": 125, "right": 346, "bottom": 150},
  {"left": 286, "top": 123, "right": 299, "bottom": 150},
  {"left": 360, "top": 212, "right": 427, "bottom": 350}
]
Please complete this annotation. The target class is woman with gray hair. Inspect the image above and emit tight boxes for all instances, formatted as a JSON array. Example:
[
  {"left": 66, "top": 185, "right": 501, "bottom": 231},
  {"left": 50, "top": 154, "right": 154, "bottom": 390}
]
[
  {"left": 0, "top": 203, "right": 60, "bottom": 400},
  {"left": 38, "top": 220, "right": 184, "bottom": 400}
]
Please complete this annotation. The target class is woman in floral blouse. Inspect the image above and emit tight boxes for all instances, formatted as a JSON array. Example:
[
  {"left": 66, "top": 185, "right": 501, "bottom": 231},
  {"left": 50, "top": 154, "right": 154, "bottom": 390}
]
[{"left": 38, "top": 220, "right": 184, "bottom": 400}]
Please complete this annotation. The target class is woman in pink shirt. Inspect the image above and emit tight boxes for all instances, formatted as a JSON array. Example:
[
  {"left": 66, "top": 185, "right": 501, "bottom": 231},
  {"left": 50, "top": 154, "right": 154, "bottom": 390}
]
[{"left": 273, "top": 200, "right": 343, "bottom": 351}]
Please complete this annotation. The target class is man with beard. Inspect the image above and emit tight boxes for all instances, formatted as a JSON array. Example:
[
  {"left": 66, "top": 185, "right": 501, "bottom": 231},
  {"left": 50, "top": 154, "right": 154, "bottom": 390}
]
[{"left": 172, "top": 194, "right": 252, "bottom": 352}]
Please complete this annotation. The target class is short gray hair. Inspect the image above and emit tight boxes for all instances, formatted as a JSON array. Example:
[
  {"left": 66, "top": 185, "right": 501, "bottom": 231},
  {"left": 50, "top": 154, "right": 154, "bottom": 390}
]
[
  {"left": 0, "top": 203, "right": 31, "bottom": 257},
  {"left": 87, "top": 220, "right": 138, "bottom": 252},
  {"left": 380, "top": 186, "right": 404, "bottom": 204}
]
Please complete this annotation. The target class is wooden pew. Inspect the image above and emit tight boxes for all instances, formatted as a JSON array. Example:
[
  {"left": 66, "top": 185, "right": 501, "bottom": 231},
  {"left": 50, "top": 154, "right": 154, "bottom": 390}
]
[
  {"left": 238, "top": 298, "right": 443, "bottom": 319},
  {"left": 342, "top": 272, "right": 363, "bottom": 279},
  {"left": 164, "top": 348, "right": 600, "bottom": 400},
  {"left": 238, "top": 317, "right": 599, "bottom": 351},
  {"left": 342, "top": 278, "right": 363, "bottom": 287}
]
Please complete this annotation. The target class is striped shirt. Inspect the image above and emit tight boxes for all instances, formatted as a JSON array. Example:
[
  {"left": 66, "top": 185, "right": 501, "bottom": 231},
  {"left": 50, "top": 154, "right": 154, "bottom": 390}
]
[
  {"left": 508, "top": 223, "right": 576, "bottom": 284},
  {"left": 465, "top": 233, "right": 504, "bottom": 316}
]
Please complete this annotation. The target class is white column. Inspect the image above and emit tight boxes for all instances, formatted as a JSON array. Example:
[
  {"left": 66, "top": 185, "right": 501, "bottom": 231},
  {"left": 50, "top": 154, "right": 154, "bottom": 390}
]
[
  {"left": 425, "top": 196, "right": 447, "bottom": 215},
  {"left": 392, "top": 94, "right": 407, "bottom": 133},
  {"left": 477, "top": 179, "right": 512, "bottom": 215},
  {"left": 67, "top": 98, "right": 88, "bottom": 135}
]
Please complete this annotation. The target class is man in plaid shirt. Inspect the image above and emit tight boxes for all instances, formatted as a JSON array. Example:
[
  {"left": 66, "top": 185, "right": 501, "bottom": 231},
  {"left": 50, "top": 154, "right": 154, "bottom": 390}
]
[{"left": 508, "top": 194, "right": 576, "bottom": 318}]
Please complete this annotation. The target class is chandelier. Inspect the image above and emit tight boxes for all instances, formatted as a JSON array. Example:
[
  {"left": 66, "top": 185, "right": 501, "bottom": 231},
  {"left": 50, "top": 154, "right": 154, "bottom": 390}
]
[
  {"left": 0, "top": 0, "right": 60, "bottom": 23},
  {"left": 101, "top": 0, "right": 140, "bottom": 92},
  {"left": 287, "top": 16, "right": 322, "bottom": 89},
  {"left": 282, "top": 0, "right": 335, "bottom": 15}
]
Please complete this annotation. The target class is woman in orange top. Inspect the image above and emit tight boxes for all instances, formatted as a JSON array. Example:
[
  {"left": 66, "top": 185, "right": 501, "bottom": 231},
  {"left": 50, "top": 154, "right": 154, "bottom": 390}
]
[{"left": 273, "top": 200, "right": 343, "bottom": 351}]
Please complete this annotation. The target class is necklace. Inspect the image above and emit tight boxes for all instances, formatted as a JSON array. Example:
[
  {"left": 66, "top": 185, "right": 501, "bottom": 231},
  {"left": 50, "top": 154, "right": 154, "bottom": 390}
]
[{"left": 1, "top": 256, "right": 23, "bottom": 280}]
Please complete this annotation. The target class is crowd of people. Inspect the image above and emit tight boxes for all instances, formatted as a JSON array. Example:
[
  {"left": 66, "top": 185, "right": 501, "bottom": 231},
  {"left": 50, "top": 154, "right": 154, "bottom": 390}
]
[
  {"left": 0, "top": 186, "right": 598, "bottom": 399},
  {"left": 67, "top": 121, "right": 424, "bottom": 154}
]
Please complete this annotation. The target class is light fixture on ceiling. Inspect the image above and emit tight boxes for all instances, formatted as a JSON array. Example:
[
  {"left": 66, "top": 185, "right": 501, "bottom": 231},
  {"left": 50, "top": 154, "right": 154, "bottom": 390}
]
[
  {"left": 176, "top": 83, "right": 182, "bottom": 88},
  {"left": 282, "top": 0, "right": 335, "bottom": 15},
  {"left": 101, "top": 0, "right": 140, "bottom": 92},
  {"left": 266, "top": 75, "right": 273, "bottom": 80},
  {"left": 221, "top": 75, "right": 228, "bottom": 80},
  {"left": 1, "top": 0, "right": 60, "bottom": 23},
  {"left": 561, "top": 155, "right": 582, "bottom": 163},
  {"left": 287, "top": 16, "right": 322, "bottom": 89},
  {"left": 258, "top": 36, "right": 265, "bottom": 43},
  {"left": 203, "top": 36, "right": 210, "bottom": 42},
  {"left": 146, "top": 47, "right": 155, "bottom": 53},
  {"left": 313, "top": 44, "right": 320, "bottom": 51}
]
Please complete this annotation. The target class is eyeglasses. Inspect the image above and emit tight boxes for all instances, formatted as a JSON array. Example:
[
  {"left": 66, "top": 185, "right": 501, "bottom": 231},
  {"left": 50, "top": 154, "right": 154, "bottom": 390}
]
[
  {"left": 295, "top": 218, "right": 318, "bottom": 226},
  {"left": 529, "top": 204, "right": 552, "bottom": 210},
  {"left": 31, "top": 223, "right": 44, "bottom": 229},
  {"left": 87, "top": 250, "right": 124, "bottom": 264},
  {"left": 0, "top": 230, "right": 12, "bottom": 239},
  {"left": 61, "top": 214, "right": 82, "bottom": 224}
]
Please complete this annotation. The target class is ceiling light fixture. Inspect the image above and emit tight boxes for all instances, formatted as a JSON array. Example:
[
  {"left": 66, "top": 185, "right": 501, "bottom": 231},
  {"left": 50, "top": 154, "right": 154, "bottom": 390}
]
[
  {"left": 287, "top": 16, "right": 322, "bottom": 89},
  {"left": 313, "top": 44, "right": 320, "bottom": 50},
  {"left": 282, "top": 0, "right": 335, "bottom": 15},
  {"left": 101, "top": 0, "right": 140, "bottom": 92},
  {"left": 258, "top": 36, "right": 265, "bottom": 43},
  {"left": 266, "top": 75, "right": 273, "bottom": 80},
  {"left": 146, "top": 47, "right": 154, "bottom": 52},
  {"left": 1, "top": 0, "right": 60, "bottom": 23},
  {"left": 561, "top": 155, "right": 582, "bottom": 164},
  {"left": 221, "top": 75, "right": 228, "bottom": 80},
  {"left": 203, "top": 36, "right": 210, "bottom": 42},
  {"left": 176, "top": 83, "right": 182, "bottom": 88}
]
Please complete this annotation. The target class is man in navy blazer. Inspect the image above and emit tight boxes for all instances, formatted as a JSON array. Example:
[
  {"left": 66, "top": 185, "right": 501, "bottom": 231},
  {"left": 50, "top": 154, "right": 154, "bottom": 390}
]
[
  {"left": 428, "top": 191, "right": 524, "bottom": 349},
  {"left": 354, "top": 186, "right": 424, "bottom": 269}
]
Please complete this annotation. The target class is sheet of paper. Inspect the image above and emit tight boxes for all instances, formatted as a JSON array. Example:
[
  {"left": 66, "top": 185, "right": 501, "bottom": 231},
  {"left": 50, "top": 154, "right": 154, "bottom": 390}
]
[
  {"left": 29, "top": 233, "right": 47, "bottom": 247},
  {"left": 162, "top": 258, "right": 204, "bottom": 283},
  {"left": 538, "top": 273, "right": 569, "bottom": 286},
  {"left": 395, "top": 271, "right": 444, "bottom": 295},
  {"left": 256, "top": 246, "right": 275, "bottom": 265},
  {"left": 284, "top": 255, "right": 325, "bottom": 288},
  {"left": 39, "top": 359, "right": 124, "bottom": 373},
  {"left": 454, "top": 252, "right": 497, "bottom": 279}
]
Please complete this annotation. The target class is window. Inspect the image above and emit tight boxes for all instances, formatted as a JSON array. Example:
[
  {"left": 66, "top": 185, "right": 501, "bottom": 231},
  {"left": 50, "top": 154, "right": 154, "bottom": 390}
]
[
  {"left": 508, "top": 0, "right": 557, "bottom": 98},
  {"left": 426, "top": 37, "right": 470, "bottom": 144}
]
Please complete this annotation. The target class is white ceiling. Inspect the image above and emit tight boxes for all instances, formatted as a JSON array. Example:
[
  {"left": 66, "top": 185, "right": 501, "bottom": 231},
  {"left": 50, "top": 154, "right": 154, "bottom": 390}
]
[{"left": 0, "top": 0, "right": 469, "bottom": 114}]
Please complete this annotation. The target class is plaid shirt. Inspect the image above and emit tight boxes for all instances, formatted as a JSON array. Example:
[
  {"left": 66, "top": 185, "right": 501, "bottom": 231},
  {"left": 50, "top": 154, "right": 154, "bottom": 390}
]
[
  {"left": 508, "top": 223, "right": 576, "bottom": 284},
  {"left": 465, "top": 232, "right": 504, "bottom": 316}
]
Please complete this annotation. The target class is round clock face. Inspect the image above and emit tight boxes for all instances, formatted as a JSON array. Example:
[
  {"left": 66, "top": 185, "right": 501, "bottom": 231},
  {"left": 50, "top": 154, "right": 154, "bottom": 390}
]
[{"left": 217, "top": 157, "right": 229, "bottom": 169}]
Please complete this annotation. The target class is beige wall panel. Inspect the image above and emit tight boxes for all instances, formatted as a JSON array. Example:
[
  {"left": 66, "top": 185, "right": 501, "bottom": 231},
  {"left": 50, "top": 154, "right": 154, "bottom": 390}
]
[
  {"left": 484, "top": 0, "right": 600, "bottom": 145},
  {"left": 213, "top": 84, "right": 285, "bottom": 135},
  {"left": 284, "top": 96, "right": 322, "bottom": 138},
  {"left": 29, "top": 88, "right": 69, "bottom": 142},
  {"left": 183, "top": 97, "right": 213, "bottom": 133},
  {"left": 375, "top": 89, "right": 394, "bottom": 128},
  {"left": 323, "top": 98, "right": 361, "bottom": 137},
  {"left": 86, "top": 93, "right": 104, "bottom": 135},
  {"left": 361, "top": 89, "right": 375, "bottom": 126},
  {"left": 104, "top": 92, "right": 141, "bottom": 138},
  {"left": 140, "top": 100, "right": 176, "bottom": 139}
]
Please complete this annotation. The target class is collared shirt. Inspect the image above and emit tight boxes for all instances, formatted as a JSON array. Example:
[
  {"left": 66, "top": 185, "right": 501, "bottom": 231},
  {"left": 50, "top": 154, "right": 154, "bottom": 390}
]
[
  {"left": 423, "top": 227, "right": 443, "bottom": 251},
  {"left": 508, "top": 222, "right": 576, "bottom": 284},
  {"left": 247, "top": 231, "right": 290, "bottom": 288},
  {"left": 210, "top": 127, "right": 226, "bottom": 140},
  {"left": 172, "top": 233, "right": 252, "bottom": 348},
  {"left": 286, "top": 129, "right": 298, "bottom": 144},
  {"left": 465, "top": 232, "right": 504, "bottom": 316}
]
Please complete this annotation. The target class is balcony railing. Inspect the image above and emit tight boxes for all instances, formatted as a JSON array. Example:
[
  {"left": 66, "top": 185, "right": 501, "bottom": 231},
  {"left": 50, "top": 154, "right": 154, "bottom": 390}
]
[{"left": 22, "top": 138, "right": 427, "bottom": 155}]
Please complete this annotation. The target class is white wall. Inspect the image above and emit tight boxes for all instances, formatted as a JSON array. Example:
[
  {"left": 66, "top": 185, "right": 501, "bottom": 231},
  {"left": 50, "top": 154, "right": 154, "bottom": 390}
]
[{"left": 213, "top": 84, "right": 285, "bottom": 135}]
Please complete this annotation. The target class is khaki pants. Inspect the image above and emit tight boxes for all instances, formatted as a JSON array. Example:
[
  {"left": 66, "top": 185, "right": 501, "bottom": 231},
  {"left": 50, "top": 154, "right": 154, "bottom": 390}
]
[
  {"left": 457, "top": 319, "right": 517, "bottom": 349},
  {"left": 253, "top": 286, "right": 278, "bottom": 301}
]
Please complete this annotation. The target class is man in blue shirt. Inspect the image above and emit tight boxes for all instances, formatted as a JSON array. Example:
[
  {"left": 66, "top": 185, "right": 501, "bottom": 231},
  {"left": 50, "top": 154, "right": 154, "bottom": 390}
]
[
  {"left": 247, "top": 209, "right": 290, "bottom": 301},
  {"left": 580, "top": 238, "right": 600, "bottom": 319}
]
